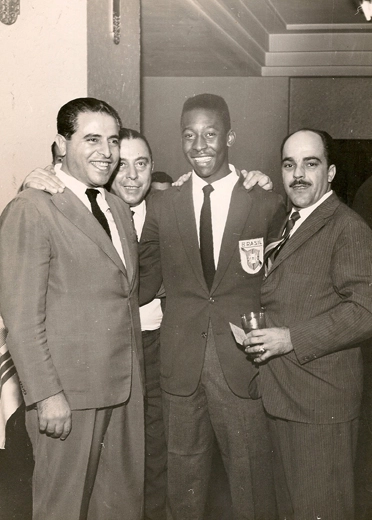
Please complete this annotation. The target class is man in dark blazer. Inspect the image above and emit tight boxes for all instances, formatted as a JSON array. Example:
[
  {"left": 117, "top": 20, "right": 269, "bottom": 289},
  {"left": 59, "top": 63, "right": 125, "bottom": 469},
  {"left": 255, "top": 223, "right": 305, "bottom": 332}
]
[
  {"left": 139, "top": 93, "right": 286, "bottom": 520},
  {"left": 0, "top": 98, "right": 144, "bottom": 520},
  {"left": 245, "top": 129, "right": 372, "bottom": 520}
]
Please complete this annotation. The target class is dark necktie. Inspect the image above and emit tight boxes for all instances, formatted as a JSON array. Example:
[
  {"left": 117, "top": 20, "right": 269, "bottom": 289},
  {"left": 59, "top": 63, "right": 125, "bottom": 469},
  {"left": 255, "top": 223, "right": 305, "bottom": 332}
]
[
  {"left": 85, "top": 188, "right": 112, "bottom": 240},
  {"left": 270, "top": 211, "right": 301, "bottom": 261},
  {"left": 200, "top": 184, "right": 215, "bottom": 291}
]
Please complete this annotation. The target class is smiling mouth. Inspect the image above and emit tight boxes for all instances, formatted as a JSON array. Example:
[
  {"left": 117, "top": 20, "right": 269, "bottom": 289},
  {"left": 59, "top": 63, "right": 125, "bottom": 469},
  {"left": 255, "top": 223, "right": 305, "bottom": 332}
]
[
  {"left": 123, "top": 186, "right": 140, "bottom": 190},
  {"left": 91, "top": 161, "right": 112, "bottom": 172},
  {"left": 193, "top": 156, "right": 213, "bottom": 165}
]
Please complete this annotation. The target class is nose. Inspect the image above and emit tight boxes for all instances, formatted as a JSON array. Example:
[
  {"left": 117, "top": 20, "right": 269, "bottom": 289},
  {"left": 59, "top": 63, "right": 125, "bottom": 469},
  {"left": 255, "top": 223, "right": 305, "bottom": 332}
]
[
  {"left": 293, "top": 164, "right": 304, "bottom": 179},
  {"left": 193, "top": 134, "right": 207, "bottom": 152},
  {"left": 126, "top": 164, "right": 138, "bottom": 180},
  {"left": 98, "top": 139, "right": 112, "bottom": 158}
]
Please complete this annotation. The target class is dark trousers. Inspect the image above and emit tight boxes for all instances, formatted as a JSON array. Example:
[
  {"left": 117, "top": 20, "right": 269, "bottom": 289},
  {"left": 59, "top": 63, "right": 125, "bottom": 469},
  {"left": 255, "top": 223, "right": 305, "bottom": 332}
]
[
  {"left": 162, "top": 323, "right": 277, "bottom": 520},
  {"left": 268, "top": 415, "right": 359, "bottom": 520},
  {"left": 143, "top": 328, "right": 167, "bottom": 520},
  {"left": 26, "top": 354, "right": 144, "bottom": 520}
]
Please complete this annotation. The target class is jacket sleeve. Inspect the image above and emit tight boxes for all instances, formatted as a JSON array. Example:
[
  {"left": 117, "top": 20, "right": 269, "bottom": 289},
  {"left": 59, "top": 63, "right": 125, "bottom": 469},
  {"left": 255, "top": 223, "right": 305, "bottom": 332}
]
[
  {"left": 0, "top": 196, "right": 63, "bottom": 405},
  {"left": 139, "top": 194, "right": 164, "bottom": 306},
  {"left": 291, "top": 216, "right": 372, "bottom": 364}
]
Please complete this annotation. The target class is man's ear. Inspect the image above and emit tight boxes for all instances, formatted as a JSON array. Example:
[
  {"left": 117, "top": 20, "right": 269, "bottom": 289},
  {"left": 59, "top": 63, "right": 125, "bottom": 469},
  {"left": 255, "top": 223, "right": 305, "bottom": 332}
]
[
  {"left": 227, "top": 130, "right": 236, "bottom": 148},
  {"left": 151, "top": 161, "right": 155, "bottom": 172},
  {"left": 328, "top": 164, "right": 336, "bottom": 183},
  {"left": 55, "top": 134, "right": 67, "bottom": 155}
]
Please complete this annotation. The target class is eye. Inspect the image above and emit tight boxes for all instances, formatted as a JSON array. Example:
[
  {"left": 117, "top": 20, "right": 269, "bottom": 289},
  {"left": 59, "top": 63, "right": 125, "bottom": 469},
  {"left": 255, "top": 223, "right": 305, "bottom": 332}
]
[
  {"left": 183, "top": 132, "right": 194, "bottom": 140},
  {"left": 206, "top": 132, "right": 216, "bottom": 138},
  {"left": 136, "top": 161, "right": 147, "bottom": 168},
  {"left": 283, "top": 162, "right": 293, "bottom": 169},
  {"left": 306, "top": 161, "right": 318, "bottom": 168},
  {"left": 119, "top": 161, "right": 128, "bottom": 169},
  {"left": 110, "top": 138, "right": 119, "bottom": 146},
  {"left": 87, "top": 137, "right": 98, "bottom": 143}
]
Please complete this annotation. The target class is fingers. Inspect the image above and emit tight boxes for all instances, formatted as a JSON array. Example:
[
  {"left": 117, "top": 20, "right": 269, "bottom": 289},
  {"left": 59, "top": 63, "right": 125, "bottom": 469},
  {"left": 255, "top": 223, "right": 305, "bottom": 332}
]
[
  {"left": 23, "top": 167, "right": 65, "bottom": 194},
  {"left": 241, "top": 170, "right": 273, "bottom": 192},
  {"left": 172, "top": 171, "right": 192, "bottom": 187}
]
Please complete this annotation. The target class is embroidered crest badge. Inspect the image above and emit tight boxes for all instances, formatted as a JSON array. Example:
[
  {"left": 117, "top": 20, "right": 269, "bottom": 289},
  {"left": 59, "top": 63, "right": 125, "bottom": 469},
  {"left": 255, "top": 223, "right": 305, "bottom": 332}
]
[{"left": 239, "top": 238, "right": 264, "bottom": 274}]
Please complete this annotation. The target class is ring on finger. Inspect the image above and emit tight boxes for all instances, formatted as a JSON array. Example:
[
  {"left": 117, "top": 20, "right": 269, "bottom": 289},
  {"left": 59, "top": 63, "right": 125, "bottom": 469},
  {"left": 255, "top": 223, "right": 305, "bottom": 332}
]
[{"left": 258, "top": 347, "right": 266, "bottom": 354}]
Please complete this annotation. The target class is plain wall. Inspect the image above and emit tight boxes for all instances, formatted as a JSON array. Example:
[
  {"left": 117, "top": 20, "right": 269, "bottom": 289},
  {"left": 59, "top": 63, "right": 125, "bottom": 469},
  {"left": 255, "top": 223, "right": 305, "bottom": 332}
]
[
  {"left": 88, "top": 0, "right": 140, "bottom": 129},
  {"left": 0, "top": 0, "right": 87, "bottom": 213},
  {"left": 142, "top": 77, "right": 290, "bottom": 197},
  {"left": 289, "top": 77, "right": 372, "bottom": 138}
]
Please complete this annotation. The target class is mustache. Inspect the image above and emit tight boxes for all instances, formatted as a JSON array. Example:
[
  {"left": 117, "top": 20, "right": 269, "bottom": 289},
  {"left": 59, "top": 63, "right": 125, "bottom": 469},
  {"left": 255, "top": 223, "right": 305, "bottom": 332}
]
[{"left": 289, "top": 180, "right": 312, "bottom": 188}]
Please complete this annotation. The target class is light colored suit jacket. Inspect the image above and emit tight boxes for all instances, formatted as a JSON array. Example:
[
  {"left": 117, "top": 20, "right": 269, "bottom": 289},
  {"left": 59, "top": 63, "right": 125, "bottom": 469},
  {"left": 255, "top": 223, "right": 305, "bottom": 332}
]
[
  {"left": 139, "top": 175, "right": 286, "bottom": 398},
  {"left": 261, "top": 193, "right": 372, "bottom": 423},
  {"left": 0, "top": 187, "right": 143, "bottom": 410}
]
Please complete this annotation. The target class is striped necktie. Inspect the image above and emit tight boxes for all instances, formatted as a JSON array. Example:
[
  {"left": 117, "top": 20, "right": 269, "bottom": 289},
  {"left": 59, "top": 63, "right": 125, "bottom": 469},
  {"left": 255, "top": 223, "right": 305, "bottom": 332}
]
[{"left": 265, "top": 211, "right": 301, "bottom": 265}]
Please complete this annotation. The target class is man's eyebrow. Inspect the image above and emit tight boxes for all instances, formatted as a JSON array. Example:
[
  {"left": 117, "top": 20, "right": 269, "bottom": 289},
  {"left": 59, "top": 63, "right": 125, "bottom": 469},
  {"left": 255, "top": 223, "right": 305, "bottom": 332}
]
[
  {"left": 282, "top": 155, "right": 322, "bottom": 164},
  {"left": 83, "top": 133, "right": 119, "bottom": 139}
]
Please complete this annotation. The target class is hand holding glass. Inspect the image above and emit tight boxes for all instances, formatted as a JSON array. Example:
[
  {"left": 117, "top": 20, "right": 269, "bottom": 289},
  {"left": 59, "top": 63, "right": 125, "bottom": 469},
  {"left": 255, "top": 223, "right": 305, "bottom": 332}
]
[{"left": 241, "top": 311, "right": 266, "bottom": 359}]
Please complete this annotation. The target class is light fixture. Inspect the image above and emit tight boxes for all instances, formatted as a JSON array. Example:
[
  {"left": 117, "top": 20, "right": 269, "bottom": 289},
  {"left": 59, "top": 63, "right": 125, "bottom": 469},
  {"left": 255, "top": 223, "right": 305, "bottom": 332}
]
[{"left": 0, "top": 0, "right": 20, "bottom": 25}]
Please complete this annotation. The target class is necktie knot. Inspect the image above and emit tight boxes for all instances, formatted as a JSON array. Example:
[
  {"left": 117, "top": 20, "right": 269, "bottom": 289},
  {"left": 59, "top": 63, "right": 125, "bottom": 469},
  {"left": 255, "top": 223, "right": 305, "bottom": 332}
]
[
  {"left": 85, "top": 188, "right": 99, "bottom": 203},
  {"left": 284, "top": 210, "right": 300, "bottom": 238},
  {"left": 203, "top": 184, "right": 214, "bottom": 198},
  {"left": 85, "top": 188, "right": 112, "bottom": 240}
]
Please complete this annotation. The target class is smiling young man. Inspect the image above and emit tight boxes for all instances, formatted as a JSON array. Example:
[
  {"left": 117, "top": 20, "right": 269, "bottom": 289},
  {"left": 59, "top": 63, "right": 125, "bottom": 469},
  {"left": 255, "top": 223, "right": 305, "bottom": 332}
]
[
  {"left": 244, "top": 129, "right": 372, "bottom": 520},
  {"left": 139, "top": 93, "right": 286, "bottom": 520},
  {"left": 0, "top": 98, "right": 144, "bottom": 520}
]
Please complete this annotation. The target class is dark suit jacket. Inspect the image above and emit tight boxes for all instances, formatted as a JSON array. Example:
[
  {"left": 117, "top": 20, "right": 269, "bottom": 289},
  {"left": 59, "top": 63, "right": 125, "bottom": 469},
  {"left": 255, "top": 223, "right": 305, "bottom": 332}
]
[
  {"left": 139, "top": 175, "right": 286, "bottom": 398},
  {"left": 261, "top": 193, "right": 372, "bottom": 423},
  {"left": 0, "top": 187, "right": 143, "bottom": 410}
]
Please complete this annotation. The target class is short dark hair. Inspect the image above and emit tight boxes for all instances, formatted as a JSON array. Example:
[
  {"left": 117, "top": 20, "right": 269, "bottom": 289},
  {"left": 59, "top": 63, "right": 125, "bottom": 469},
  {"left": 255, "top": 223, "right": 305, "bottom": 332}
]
[
  {"left": 281, "top": 128, "right": 335, "bottom": 168},
  {"left": 118, "top": 127, "right": 153, "bottom": 161},
  {"left": 181, "top": 93, "right": 231, "bottom": 132},
  {"left": 151, "top": 171, "right": 173, "bottom": 184},
  {"left": 57, "top": 97, "right": 122, "bottom": 139}
]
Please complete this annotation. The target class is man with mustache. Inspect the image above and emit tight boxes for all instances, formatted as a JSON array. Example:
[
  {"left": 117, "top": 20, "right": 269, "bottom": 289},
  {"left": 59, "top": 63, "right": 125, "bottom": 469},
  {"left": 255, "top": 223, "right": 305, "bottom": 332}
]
[{"left": 244, "top": 129, "right": 372, "bottom": 520}]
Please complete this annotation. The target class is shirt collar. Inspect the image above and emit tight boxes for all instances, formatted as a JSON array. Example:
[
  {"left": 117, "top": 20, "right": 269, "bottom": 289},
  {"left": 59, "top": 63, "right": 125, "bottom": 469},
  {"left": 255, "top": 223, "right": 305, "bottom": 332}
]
[
  {"left": 130, "top": 199, "right": 146, "bottom": 216},
  {"left": 292, "top": 190, "right": 333, "bottom": 220},
  {"left": 192, "top": 164, "right": 238, "bottom": 192},
  {"left": 55, "top": 163, "right": 106, "bottom": 200}
]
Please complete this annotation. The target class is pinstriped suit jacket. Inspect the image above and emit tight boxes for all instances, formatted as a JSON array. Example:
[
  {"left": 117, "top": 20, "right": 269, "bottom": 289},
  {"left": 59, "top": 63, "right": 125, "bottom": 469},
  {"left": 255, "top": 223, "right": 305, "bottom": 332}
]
[{"left": 260, "top": 193, "right": 372, "bottom": 424}]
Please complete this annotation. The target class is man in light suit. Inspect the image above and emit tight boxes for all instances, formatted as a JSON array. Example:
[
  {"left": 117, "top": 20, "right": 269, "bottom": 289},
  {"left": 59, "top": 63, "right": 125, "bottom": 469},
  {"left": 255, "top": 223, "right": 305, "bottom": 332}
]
[
  {"left": 139, "top": 93, "right": 286, "bottom": 520},
  {"left": 245, "top": 129, "right": 372, "bottom": 520},
  {"left": 0, "top": 98, "right": 144, "bottom": 520}
]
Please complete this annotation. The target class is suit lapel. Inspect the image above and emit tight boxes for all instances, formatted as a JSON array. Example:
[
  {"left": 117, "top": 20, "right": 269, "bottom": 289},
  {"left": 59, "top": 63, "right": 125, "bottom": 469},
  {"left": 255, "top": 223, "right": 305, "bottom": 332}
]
[
  {"left": 51, "top": 188, "right": 128, "bottom": 278},
  {"left": 106, "top": 191, "right": 137, "bottom": 287},
  {"left": 173, "top": 179, "right": 207, "bottom": 291},
  {"left": 267, "top": 193, "right": 340, "bottom": 276},
  {"left": 212, "top": 179, "right": 253, "bottom": 291}
]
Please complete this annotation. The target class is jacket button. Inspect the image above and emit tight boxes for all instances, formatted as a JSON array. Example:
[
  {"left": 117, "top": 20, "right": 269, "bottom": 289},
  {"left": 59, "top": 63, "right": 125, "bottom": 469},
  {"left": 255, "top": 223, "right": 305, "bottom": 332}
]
[
  {"left": 209, "top": 297, "right": 215, "bottom": 303},
  {"left": 201, "top": 332, "right": 207, "bottom": 338}
]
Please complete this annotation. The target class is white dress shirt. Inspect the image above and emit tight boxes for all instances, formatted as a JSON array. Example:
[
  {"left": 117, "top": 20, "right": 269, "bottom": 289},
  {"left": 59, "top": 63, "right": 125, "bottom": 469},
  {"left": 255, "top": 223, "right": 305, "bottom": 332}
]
[
  {"left": 192, "top": 164, "right": 239, "bottom": 268},
  {"left": 55, "top": 164, "right": 125, "bottom": 265},
  {"left": 289, "top": 190, "right": 333, "bottom": 237},
  {"left": 131, "top": 200, "right": 163, "bottom": 331}
]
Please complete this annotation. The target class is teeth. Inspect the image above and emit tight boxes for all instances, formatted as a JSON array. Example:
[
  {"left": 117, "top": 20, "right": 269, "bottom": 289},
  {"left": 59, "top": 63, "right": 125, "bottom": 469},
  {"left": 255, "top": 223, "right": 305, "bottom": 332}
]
[{"left": 92, "top": 162, "right": 110, "bottom": 170}]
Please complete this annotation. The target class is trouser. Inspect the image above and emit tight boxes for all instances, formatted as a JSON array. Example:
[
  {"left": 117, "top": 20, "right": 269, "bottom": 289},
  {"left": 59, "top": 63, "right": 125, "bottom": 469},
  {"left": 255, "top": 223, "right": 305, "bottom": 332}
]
[
  {"left": 26, "top": 353, "right": 144, "bottom": 520},
  {"left": 268, "top": 415, "right": 359, "bottom": 520},
  {"left": 162, "top": 323, "right": 277, "bottom": 520},
  {"left": 143, "top": 328, "right": 167, "bottom": 520}
]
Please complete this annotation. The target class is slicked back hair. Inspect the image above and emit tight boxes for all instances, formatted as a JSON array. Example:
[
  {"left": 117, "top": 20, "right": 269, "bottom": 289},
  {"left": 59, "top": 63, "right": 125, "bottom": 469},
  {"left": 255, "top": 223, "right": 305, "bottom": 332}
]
[
  {"left": 181, "top": 93, "right": 231, "bottom": 132},
  {"left": 57, "top": 97, "right": 122, "bottom": 140},
  {"left": 118, "top": 127, "right": 153, "bottom": 161},
  {"left": 281, "top": 128, "right": 336, "bottom": 168}
]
